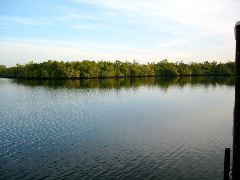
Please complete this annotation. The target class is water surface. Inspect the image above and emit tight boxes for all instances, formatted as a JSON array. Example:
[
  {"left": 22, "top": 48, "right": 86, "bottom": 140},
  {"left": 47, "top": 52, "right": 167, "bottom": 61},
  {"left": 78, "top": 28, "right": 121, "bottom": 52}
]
[{"left": 0, "top": 77, "right": 234, "bottom": 179}]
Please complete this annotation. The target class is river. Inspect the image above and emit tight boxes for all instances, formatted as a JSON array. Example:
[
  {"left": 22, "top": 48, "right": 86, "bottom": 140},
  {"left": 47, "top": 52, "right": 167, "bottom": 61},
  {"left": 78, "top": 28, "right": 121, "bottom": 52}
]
[{"left": 0, "top": 77, "right": 234, "bottom": 179}]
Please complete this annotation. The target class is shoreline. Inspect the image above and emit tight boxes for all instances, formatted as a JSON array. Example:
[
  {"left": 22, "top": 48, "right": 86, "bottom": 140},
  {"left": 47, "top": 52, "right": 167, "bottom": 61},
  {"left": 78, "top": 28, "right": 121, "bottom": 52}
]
[{"left": 0, "top": 74, "right": 235, "bottom": 80}]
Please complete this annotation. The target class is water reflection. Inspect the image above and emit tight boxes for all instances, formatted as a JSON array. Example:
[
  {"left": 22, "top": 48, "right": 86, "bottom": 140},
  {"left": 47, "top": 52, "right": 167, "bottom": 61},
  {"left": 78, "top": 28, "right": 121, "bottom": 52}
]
[
  {"left": 0, "top": 77, "right": 234, "bottom": 180},
  {"left": 13, "top": 76, "right": 235, "bottom": 90}
]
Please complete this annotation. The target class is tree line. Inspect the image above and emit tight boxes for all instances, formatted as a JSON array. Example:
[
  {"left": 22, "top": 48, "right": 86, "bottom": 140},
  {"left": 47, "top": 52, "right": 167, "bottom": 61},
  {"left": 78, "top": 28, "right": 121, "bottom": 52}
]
[{"left": 0, "top": 60, "right": 235, "bottom": 79}]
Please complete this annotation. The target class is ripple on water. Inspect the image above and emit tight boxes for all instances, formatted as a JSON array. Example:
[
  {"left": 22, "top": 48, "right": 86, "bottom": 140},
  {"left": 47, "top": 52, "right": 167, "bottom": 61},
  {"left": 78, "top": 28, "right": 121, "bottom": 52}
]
[{"left": 0, "top": 78, "right": 234, "bottom": 180}]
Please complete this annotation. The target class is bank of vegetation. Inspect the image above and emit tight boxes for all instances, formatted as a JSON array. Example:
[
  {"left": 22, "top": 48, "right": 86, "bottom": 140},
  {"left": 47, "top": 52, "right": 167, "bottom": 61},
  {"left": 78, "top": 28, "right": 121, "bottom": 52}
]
[{"left": 0, "top": 60, "right": 235, "bottom": 79}]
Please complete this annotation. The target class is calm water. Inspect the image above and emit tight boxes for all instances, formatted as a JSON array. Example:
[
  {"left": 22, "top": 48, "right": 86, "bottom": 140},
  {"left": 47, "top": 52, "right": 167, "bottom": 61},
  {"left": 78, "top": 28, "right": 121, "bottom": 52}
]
[{"left": 0, "top": 77, "right": 234, "bottom": 179}]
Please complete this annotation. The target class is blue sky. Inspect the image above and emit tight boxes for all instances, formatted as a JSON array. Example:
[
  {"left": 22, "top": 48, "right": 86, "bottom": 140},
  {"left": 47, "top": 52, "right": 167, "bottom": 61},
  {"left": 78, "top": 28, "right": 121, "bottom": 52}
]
[{"left": 0, "top": 0, "right": 239, "bottom": 66}]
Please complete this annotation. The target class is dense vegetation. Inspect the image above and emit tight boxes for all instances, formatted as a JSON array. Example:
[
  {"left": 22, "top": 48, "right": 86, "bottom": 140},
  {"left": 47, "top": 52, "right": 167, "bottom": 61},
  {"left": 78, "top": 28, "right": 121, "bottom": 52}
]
[{"left": 0, "top": 60, "right": 235, "bottom": 79}]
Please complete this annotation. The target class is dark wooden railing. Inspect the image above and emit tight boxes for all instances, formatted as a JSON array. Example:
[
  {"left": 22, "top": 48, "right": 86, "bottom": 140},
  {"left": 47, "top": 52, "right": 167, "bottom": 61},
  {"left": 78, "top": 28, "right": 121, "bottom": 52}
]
[
  {"left": 224, "top": 148, "right": 230, "bottom": 180},
  {"left": 223, "top": 21, "right": 240, "bottom": 180},
  {"left": 232, "top": 21, "right": 240, "bottom": 180}
]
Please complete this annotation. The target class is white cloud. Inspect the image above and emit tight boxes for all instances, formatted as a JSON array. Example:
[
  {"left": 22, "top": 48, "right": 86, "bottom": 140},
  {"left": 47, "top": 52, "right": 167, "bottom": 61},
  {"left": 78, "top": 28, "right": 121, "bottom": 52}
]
[
  {"left": 0, "top": 38, "right": 234, "bottom": 66},
  {"left": 72, "top": 24, "right": 106, "bottom": 30},
  {"left": 0, "top": 0, "right": 238, "bottom": 65},
  {"left": 67, "top": 0, "right": 239, "bottom": 61},
  {"left": 0, "top": 16, "right": 41, "bottom": 26},
  {"left": 70, "top": 0, "right": 240, "bottom": 37},
  {"left": 51, "top": 6, "right": 105, "bottom": 21}
]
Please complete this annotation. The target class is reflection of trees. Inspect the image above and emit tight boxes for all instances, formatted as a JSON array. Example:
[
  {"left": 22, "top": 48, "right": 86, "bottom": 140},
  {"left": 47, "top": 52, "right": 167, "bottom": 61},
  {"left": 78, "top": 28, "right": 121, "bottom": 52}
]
[{"left": 13, "top": 76, "right": 235, "bottom": 91}]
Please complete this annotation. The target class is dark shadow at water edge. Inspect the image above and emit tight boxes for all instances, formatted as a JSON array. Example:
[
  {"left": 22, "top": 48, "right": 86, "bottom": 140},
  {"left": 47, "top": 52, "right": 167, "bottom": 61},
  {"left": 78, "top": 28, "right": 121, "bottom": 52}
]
[{"left": 11, "top": 76, "right": 235, "bottom": 91}]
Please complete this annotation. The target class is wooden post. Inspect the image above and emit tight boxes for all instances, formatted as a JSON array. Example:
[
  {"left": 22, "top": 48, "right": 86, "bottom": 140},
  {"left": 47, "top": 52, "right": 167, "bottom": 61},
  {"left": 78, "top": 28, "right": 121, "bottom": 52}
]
[
  {"left": 224, "top": 148, "right": 230, "bottom": 180},
  {"left": 232, "top": 21, "right": 240, "bottom": 180}
]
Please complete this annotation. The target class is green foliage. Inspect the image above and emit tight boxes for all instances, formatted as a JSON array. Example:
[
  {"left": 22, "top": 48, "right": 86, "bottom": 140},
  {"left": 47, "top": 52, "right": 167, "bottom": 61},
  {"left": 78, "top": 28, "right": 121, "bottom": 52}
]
[
  {"left": 177, "top": 62, "right": 192, "bottom": 75},
  {"left": 0, "top": 60, "right": 235, "bottom": 79},
  {"left": 157, "top": 60, "right": 179, "bottom": 76},
  {"left": 0, "top": 65, "right": 6, "bottom": 74}
]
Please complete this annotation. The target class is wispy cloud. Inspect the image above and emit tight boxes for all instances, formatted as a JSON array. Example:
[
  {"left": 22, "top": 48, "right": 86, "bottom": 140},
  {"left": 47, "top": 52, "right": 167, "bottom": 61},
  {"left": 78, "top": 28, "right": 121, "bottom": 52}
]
[
  {"left": 72, "top": 24, "right": 105, "bottom": 30},
  {"left": 70, "top": 0, "right": 240, "bottom": 37},
  {"left": 0, "top": 38, "right": 234, "bottom": 66},
  {"left": 0, "top": 0, "right": 238, "bottom": 65},
  {"left": 52, "top": 6, "right": 105, "bottom": 21},
  {"left": 0, "top": 16, "right": 42, "bottom": 26}
]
